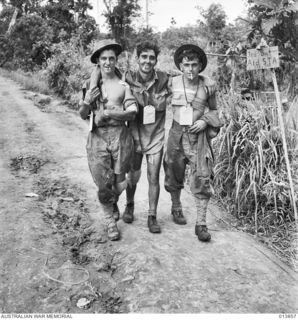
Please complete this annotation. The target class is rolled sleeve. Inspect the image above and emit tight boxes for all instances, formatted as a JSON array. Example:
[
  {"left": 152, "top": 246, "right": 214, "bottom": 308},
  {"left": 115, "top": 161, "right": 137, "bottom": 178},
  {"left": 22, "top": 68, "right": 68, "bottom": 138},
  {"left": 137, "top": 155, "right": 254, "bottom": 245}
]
[{"left": 123, "top": 84, "right": 138, "bottom": 112}]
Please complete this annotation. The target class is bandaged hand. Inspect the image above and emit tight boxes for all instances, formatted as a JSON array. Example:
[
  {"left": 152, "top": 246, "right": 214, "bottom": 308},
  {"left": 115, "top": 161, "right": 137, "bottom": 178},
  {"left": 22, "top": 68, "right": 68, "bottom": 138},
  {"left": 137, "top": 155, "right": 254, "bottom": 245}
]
[
  {"left": 78, "top": 99, "right": 91, "bottom": 120},
  {"left": 189, "top": 119, "right": 207, "bottom": 133},
  {"left": 102, "top": 110, "right": 110, "bottom": 119}
]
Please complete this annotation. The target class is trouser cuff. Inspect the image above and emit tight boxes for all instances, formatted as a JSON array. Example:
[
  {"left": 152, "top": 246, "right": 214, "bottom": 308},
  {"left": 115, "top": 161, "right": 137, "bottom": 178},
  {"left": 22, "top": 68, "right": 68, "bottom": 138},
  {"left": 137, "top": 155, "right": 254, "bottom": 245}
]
[{"left": 148, "top": 209, "right": 156, "bottom": 216}]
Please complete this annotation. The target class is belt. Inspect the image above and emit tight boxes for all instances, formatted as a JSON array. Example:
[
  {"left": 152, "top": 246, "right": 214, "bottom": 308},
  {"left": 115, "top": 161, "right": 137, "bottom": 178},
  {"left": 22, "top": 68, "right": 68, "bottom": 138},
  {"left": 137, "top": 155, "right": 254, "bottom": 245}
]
[
  {"left": 97, "top": 123, "right": 125, "bottom": 128},
  {"left": 171, "top": 120, "right": 196, "bottom": 134},
  {"left": 96, "top": 119, "right": 126, "bottom": 128}
]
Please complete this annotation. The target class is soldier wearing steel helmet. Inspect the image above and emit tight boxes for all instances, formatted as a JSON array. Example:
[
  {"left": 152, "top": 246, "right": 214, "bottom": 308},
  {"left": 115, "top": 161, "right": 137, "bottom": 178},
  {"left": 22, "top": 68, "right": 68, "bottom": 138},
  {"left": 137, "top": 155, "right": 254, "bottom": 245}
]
[
  {"left": 90, "top": 40, "right": 170, "bottom": 234},
  {"left": 79, "top": 39, "right": 138, "bottom": 241},
  {"left": 164, "top": 44, "right": 223, "bottom": 242}
]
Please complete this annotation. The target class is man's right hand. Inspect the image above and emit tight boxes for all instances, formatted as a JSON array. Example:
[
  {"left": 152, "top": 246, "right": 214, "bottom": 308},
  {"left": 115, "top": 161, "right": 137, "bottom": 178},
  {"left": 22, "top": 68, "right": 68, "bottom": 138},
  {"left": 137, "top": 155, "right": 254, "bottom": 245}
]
[
  {"left": 189, "top": 119, "right": 207, "bottom": 134},
  {"left": 79, "top": 99, "right": 91, "bottom": 120},
  {"left": 90, "top": 66, "right": 101, "bottom": 89},
  {"left": 94, "top": 109, "right": 108, "bottom": 126}
]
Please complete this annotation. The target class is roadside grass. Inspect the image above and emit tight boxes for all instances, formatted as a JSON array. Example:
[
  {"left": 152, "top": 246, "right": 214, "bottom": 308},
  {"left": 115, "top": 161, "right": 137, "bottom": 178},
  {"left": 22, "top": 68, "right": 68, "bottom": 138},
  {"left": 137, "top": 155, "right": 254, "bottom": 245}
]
[
  {"left": 0, "top": 68, "right": 52, "bottom": 95},
  {"left": 214, "top": 92, "right": 298, "bottom": 270},
  {"left": 0, "top": 67, "right": 82, "bottom": 107}
]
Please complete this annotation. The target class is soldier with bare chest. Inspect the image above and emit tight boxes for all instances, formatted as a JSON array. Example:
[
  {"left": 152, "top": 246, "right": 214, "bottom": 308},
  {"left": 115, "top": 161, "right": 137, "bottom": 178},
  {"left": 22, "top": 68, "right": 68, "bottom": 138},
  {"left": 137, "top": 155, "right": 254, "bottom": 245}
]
[{"left": 79, "top": 40, "right": 137, "bottom": 241}]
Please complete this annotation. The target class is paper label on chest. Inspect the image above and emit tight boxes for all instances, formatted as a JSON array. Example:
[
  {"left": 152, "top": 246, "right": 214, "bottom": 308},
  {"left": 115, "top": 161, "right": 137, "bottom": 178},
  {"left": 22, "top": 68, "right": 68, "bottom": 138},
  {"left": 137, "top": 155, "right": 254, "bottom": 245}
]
[
  {"left": 143, "top": 105, "right": 156, "bottom": 125},
  {"left": 179, "top": 105, "right": 193, "bottom": 125}
]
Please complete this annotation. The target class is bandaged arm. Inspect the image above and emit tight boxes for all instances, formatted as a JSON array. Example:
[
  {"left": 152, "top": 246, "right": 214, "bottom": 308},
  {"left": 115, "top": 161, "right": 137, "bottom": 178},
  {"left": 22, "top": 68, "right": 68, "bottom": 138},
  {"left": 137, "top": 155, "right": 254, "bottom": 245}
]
[
  {"left": 103, "top": 85, "right": 138, "bottom": 121},
  {"left": 103, "top": 103, "right": 137, "bottom": 121}
]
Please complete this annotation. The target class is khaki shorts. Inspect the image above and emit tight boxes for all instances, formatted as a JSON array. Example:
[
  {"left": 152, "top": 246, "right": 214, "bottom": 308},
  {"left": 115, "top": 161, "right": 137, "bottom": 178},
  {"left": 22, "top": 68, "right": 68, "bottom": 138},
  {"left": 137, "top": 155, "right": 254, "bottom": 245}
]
[
  {"left": 86, "top": 125, "right": 134, "bottom": 203},
  {"left": 164, "top": 123, "right": 214, "bottom": 200}
]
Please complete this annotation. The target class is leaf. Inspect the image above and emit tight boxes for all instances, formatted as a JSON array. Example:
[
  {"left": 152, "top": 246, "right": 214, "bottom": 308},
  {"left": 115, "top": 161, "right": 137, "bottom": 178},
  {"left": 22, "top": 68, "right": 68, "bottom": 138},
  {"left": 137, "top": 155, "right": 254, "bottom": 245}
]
[
  {"left": 252, "top": 0, "right": 282, "bottom": 10},
  {"left": 262, "top": 17, "right": 279, "bottom": 34},
  {"left": 285, "top": 1, "right": 298, "bottom": 12}
]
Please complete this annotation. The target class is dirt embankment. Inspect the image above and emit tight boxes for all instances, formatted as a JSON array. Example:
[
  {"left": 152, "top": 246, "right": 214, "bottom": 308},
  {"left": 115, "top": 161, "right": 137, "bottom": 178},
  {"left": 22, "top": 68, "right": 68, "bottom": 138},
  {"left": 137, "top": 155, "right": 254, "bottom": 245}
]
[{"left": 0, "top": 75, "right": 297, "bottom": 313}]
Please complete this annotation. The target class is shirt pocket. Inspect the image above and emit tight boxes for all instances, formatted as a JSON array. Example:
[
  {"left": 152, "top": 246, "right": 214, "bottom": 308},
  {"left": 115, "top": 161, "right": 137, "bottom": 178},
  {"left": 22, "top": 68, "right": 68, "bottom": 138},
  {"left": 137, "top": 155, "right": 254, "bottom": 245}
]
[
  {"left": 153, "top": 89, "right": 168, "bottom": 112},
  {"left": 171, "top": 93, "right": 185, "bottom": 106}
]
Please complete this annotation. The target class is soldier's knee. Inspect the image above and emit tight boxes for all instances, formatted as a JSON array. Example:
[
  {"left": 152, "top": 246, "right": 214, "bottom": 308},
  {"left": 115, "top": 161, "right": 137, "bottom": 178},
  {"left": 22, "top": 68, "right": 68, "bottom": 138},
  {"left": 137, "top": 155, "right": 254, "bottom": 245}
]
[
  {"left": 147, "top": 169, "right": 159, "bottom": 185},
  {"left": 190, "top": 176, "right": 214, "bottom": 198},
  {"left": 113, "top": 179, "right": 128, "bottom": 195},
  {"left": 97, "top": 189, "right": 113, "bottom": 204},
  {"left": 127, "top": 169, "right": 141, "bottom": 187}
]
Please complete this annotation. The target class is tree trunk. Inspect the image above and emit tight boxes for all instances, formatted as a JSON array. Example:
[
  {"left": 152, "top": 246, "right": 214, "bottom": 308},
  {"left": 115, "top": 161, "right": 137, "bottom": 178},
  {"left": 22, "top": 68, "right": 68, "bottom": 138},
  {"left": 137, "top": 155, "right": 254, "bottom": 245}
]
[{"left": 7, "top": 8, "right": 19, "bottom": 34}]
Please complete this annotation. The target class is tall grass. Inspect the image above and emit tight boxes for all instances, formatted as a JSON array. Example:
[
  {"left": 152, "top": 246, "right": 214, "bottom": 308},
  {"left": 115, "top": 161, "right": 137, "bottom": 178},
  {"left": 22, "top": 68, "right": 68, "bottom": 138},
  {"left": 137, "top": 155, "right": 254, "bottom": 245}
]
[
  {"left": 0, "top": 68, "right": 52, "bottom": 95},
  {"left": 214, "top": 92, "right": 298, "bottom": 268}
]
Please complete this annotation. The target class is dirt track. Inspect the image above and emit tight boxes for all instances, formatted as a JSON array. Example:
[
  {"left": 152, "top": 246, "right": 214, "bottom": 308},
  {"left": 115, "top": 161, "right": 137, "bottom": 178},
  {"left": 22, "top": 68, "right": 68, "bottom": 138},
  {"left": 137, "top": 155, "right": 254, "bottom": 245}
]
[{"left": 0, "top": 74, "right": 297, "bottom": 313}]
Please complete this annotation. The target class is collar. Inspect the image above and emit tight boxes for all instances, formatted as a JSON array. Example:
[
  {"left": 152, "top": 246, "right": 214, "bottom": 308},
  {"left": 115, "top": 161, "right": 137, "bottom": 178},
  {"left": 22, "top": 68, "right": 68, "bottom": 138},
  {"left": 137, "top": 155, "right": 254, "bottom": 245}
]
[{"left": 135, "top": 70, "right": 158, "bottom": 89}]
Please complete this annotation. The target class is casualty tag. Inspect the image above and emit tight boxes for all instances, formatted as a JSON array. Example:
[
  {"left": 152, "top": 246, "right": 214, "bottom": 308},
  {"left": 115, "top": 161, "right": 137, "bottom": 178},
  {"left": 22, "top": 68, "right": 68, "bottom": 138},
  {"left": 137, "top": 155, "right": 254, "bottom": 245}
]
[
  {"left": 179, "top": 106, "right": 193, "bottom": 125},
  {"left": 143, "top": 105, "right": 156, "bottom": 125},
  {"left": 89, "top": 111, "right": 94, "bottom": 131}
]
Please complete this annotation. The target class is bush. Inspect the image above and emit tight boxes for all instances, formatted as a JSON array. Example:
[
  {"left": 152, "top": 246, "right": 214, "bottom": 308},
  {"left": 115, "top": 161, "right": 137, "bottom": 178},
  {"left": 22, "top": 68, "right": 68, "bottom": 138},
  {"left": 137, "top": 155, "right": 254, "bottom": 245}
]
[
  {"left": 0, "top": 36, "right": 13, "bottom": 67},
  {"left": 9, "top": 15, "right": 54, "bottom": 70},
  {"left": 45, "top": 41, "right": 92, "bottom": 99}
]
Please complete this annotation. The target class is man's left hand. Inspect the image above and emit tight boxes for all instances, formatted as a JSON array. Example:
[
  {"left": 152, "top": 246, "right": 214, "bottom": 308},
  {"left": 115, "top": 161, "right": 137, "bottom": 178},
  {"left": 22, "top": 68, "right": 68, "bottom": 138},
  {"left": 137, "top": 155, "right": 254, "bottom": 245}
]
[
  {"left": 189, "top": 119, "right": 207, "bottom": 133},
  {"left": 103, "top": 110, "right": 110, "bottom": 119}
]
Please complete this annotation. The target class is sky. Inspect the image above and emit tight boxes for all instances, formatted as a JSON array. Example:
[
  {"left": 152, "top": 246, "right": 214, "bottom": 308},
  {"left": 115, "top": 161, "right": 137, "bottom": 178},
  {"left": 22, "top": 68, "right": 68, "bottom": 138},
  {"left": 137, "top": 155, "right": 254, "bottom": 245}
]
[{"left": 89, "top": 0, "right": 249, "bottom": 32}]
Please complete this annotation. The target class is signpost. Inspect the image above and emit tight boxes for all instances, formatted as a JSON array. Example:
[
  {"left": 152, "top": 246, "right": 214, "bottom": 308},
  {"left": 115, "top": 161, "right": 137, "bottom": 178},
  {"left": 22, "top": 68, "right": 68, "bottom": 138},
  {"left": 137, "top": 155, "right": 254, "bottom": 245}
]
[
  {"left": 247, "top": 45, "right": 297, "bottom": 229},
  {"left": 247, "top": 46, "right": 279, "bottom": 70}
]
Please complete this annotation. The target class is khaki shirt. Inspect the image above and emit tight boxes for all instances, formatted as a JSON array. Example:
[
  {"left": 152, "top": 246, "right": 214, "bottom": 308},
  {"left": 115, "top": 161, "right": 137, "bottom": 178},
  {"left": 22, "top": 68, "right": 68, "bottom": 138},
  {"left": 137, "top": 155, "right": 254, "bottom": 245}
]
[
  {"left": 125, "top": 70, "right": 169, "bottom": 154},
  {"left": 169, "top": 74, "right": 223, "bottom": 178}
]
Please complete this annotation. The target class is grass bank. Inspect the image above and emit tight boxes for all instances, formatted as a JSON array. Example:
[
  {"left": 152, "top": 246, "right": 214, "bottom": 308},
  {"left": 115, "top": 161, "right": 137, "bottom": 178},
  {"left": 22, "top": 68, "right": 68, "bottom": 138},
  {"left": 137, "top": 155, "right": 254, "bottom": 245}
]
[{"left": 213, "top": 92, "right": 298, "bottom": 270}]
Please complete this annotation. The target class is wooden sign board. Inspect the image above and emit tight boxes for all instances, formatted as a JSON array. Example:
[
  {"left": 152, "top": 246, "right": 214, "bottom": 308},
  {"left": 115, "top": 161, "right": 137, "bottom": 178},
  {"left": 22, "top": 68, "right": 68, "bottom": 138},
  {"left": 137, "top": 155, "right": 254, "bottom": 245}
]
[{"left": 247, "top": 46, "right": 279, "bottom": 70}]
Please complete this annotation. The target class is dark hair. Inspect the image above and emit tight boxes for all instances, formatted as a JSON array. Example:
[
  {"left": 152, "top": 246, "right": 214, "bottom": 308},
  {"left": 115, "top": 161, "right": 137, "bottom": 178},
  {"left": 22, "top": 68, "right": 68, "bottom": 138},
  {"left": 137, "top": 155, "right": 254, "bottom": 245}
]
[
  {"left": 136, "top": 40, "right": 160, "bottom": 58},
  {"left": 177, "top": 49, "right": 200, "bottom": 64}
]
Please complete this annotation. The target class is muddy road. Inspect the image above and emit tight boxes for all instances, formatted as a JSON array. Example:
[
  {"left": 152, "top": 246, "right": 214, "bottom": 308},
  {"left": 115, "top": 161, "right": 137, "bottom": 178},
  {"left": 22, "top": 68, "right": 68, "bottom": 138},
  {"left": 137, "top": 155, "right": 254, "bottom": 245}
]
[{"left": 0, "top": 75, "right": 297, "bottom": 313}]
